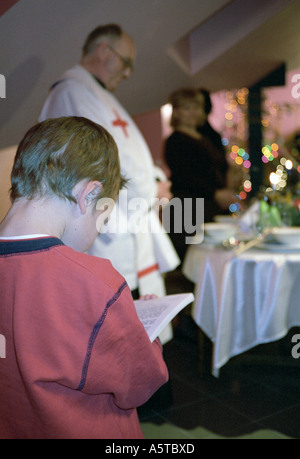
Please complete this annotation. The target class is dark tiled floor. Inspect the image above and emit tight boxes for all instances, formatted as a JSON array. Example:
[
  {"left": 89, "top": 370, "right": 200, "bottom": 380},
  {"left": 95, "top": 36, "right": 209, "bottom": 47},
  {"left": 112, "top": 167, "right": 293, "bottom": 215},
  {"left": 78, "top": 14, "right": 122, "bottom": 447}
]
[{"left": 138, "top": 271, "right": 300, "bottom": 439}]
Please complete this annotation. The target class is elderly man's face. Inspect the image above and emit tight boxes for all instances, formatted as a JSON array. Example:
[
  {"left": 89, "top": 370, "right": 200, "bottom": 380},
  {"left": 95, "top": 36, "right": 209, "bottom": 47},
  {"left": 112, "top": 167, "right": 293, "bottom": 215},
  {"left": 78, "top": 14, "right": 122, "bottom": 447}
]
[{"left": 100, "top": 34, "right": 136, "bottom": 92}]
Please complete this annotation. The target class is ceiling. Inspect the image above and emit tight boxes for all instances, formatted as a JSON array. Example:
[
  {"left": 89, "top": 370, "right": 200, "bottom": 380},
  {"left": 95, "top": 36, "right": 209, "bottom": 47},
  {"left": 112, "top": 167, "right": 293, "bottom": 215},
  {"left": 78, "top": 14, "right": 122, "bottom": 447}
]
[{"left": 0, "top": 0, "right": 300, "bottom": 148}]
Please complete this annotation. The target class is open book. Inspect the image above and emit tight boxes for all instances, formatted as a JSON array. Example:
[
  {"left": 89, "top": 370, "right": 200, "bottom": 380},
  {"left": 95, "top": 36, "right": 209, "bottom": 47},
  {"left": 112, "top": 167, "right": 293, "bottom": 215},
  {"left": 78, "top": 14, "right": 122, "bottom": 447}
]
[{"left": 134, "top": 293, "right": 194, "bottom": 342}]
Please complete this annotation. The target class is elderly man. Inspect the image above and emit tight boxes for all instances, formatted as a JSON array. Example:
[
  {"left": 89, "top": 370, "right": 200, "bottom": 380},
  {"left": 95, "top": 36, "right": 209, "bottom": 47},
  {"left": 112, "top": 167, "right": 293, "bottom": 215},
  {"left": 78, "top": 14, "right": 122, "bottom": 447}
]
[{"left": 39, "top": 24, "right": 179, "bottom": 300}]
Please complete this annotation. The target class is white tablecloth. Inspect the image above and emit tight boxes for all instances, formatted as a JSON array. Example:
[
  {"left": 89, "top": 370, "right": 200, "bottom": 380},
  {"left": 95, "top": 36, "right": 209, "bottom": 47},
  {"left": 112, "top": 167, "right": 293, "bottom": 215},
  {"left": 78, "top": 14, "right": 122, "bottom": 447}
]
[{"left": 183, "top": 243, "right": 300, "bottom": 376}]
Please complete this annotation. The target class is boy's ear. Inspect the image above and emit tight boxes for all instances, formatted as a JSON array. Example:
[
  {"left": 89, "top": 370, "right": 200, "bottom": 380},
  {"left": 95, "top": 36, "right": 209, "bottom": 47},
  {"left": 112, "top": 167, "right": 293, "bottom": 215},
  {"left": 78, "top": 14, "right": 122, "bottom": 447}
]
[{"left": 77, "top": 181, "right": 103, "bottom": 214}]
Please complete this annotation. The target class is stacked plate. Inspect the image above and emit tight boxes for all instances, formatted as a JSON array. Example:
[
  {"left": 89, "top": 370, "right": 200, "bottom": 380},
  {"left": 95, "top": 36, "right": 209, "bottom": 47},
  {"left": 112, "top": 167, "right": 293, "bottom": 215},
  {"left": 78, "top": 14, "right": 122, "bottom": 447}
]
[
  {"left": 202, "top": 222, "right": 237, "bottom": 245},
  {"left": 260, "top": 227, "right": 300, "bottom": 252}
]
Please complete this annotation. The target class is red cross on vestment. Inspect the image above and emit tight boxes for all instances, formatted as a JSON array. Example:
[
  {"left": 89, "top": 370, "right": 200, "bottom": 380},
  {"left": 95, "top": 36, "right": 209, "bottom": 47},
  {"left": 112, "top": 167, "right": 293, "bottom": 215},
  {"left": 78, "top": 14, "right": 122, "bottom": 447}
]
[{"left": 112, "top": 110, "right": 129, "bottom": 137}]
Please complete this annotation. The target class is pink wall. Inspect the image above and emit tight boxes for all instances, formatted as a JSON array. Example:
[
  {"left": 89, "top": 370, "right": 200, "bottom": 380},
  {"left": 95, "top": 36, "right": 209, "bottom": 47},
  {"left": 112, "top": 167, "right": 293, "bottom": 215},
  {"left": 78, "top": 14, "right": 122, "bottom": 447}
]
[
  {"left": 133, "top": 109, "right": 163, "bottom": 162},
  {"left": 133, "top": 108, "right": 172, "bottom": 177},
  {"left": 208, "top": 69, "right": 300, "bottom": 141}
]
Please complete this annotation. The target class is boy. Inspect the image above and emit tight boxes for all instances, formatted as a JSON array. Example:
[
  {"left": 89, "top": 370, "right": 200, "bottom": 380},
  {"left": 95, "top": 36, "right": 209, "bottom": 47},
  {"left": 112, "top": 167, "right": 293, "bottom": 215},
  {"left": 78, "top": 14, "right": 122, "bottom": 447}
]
[{"left": 0, "top": 116, "right": 168, "bottom": 439}]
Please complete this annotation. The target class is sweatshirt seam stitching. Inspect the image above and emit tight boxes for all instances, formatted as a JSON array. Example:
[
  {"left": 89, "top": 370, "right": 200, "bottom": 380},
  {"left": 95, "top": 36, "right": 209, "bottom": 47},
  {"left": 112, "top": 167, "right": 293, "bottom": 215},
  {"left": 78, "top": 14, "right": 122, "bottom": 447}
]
[{"left": 76, "top": 280, "right": 128, "bottom": 391}]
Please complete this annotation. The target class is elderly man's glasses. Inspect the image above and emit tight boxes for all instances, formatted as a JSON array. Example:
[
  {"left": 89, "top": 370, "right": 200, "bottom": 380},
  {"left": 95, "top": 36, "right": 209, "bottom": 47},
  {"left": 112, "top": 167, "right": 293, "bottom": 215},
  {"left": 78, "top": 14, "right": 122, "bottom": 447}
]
[{"left": 106, "top": 45, "right": 134, "bottom": 72}]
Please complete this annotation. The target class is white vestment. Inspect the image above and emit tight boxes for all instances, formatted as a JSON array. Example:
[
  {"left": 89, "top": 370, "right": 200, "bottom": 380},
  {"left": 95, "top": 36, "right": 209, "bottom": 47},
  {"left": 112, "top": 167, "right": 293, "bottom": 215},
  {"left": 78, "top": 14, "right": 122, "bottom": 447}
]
[{"left": 39, "top": 65, "right": 179, "bottom": 299}]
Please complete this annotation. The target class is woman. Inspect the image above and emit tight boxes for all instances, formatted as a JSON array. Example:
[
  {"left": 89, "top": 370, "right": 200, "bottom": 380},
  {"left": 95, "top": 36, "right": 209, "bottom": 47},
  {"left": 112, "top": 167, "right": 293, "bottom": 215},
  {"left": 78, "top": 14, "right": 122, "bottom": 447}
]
[
  {"left": 164, "top": 88, "right": 236, "bottom": 261},
  {"left": 196, "top": 88, "right": 229, "bottom": 187}
]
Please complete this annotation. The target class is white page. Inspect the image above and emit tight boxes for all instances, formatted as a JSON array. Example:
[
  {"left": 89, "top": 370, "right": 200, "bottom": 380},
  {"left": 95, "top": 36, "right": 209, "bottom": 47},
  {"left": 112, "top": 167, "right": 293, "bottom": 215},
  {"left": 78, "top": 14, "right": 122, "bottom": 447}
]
[{"left": 134, "top": 293, "right": 194, "bottom": 342}]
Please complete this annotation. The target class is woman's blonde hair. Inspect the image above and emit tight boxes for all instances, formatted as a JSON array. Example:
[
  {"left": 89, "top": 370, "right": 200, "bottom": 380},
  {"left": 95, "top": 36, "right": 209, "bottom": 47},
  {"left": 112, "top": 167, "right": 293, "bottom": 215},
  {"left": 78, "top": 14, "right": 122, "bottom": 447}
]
[{"left": 168, "top": 88, "right": 200, "bottom": 128}]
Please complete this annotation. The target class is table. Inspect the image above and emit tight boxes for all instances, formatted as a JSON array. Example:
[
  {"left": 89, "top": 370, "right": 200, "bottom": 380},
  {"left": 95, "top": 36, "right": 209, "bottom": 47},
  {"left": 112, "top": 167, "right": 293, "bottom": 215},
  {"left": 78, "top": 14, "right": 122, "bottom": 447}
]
[{"left": 182, "top": 242, "right": 300, "bottom": 376}]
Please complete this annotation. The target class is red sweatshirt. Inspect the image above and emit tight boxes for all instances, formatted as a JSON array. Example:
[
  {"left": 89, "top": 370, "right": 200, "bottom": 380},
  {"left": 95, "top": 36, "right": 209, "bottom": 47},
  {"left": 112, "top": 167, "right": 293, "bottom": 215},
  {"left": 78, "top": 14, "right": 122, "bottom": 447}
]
[{"left": 0, "top": 237, "right": 168, "bottom": 439}]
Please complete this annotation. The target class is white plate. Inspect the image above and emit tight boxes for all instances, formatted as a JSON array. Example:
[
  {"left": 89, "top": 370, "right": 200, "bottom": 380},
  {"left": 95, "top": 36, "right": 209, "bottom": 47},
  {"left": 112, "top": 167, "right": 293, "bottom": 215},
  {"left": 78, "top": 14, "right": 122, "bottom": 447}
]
[
  {"left": 258, "top": 242, "right": 300, "bottom": 252},
  {"left": 203, "top": 235, "right": 227, "bottom": 244},
  {"left": 202, "top": 223, "right": 237, "bottom": 240},
  {"left": 271, "top": 227, "right": 300, "bottom": 246},
  {"left": 214, "top": 215, "right": 238, "bottom": 224}
]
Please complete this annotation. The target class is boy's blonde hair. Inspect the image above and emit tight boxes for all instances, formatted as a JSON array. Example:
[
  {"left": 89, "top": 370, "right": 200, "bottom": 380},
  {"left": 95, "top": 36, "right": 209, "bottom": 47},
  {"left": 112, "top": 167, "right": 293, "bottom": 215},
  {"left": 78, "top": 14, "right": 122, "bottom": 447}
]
[{"left": 10, "top": 116, "right": 125, "bottom": 204}]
